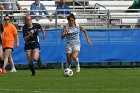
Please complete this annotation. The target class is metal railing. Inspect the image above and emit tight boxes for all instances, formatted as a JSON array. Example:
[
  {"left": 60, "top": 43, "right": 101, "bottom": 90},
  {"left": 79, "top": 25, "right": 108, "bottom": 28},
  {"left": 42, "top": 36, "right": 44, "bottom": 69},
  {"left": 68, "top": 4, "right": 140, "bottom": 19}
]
[{"left": 1, "top": 8, "right": 140, "bottom": 30}]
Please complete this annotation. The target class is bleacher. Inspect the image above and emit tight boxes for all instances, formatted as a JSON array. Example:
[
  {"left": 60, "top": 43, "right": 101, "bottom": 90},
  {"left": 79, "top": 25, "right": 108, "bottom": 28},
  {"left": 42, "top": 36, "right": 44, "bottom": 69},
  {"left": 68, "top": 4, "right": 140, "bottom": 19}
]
[
  {"left": 88, "top": 1, "right": 133, "bottom": 10},
  {"left": 32, "top": 18, "right": 87, "bottom": 26},
  {"left": 18, "top": 1, "right": 56, "bottom": 13},
  {"left": 87, "top": 0, "right": 140, "bottom": 29},
  {"left": 0, "top": 0, "right": 139, "bottom": 30},
  {"left": 109, "top": 12, "right": 140, "bottom": 28},
  {"left": 12, "top": 0, "right": 90, "bottom": 30}
]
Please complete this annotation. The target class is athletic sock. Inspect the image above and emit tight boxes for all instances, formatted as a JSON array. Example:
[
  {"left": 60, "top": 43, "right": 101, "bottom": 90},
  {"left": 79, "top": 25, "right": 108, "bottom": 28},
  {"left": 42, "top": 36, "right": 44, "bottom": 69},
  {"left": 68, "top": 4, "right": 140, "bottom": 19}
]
[
  {"left": 37, "top": 56, "right": 41, "bottom": 63},
  {"left": 66, "top": 63, "right": 71, "bottom": 68},
  {"left": 29, "top": 64, "right": 35, "bottom": 76},
  {"left": 74, "top": 58, "right": 80, "bottom": 66},
  {"left": 37, "top": 56, "right": 42, "bottom": 68},
  {"left": 0, "top": 60, "right": 4, "bottom": 68},
  {"left": 12, "top": 67, "right": 16, "bottom": 70},
  {"left": 75, "top": 58, "right": 80, "bottom": 72}
]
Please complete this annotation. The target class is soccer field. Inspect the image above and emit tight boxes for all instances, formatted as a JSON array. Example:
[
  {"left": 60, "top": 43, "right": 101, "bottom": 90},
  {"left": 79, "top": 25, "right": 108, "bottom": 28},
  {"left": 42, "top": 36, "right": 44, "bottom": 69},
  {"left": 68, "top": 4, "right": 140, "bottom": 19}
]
[{"left": 0, "top": 68, "right": 140, "bottom": 93}]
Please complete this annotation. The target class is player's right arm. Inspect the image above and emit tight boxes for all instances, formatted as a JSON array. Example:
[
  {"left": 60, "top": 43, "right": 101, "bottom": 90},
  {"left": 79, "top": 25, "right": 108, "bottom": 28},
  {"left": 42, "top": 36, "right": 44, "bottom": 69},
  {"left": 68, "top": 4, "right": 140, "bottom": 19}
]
[
  {"left": 61, "top": 25, "right": 68, "bottom": 39},
  {"left": 24, "top": 30, "right": 34, "bottom": 41},
  {"left": 24, "top": 32, "right": 32, "bottom": 41}
]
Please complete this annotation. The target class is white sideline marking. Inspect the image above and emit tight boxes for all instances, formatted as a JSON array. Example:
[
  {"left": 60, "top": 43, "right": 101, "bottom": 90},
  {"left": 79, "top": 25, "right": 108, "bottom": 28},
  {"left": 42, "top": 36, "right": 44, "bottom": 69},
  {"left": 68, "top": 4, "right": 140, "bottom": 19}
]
[
  {"left": 0, "top": 89, "right": 42, "bottom": 93},
  {"left": 0, "top": 88, "right": 134, "bottom": 92}
]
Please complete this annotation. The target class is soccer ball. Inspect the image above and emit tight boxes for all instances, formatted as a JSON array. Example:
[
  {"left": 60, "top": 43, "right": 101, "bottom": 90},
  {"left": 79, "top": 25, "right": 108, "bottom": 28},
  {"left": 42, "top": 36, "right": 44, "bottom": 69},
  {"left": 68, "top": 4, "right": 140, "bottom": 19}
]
[{"left": 64, "top": 68, "right": 73, "bottom": 77}]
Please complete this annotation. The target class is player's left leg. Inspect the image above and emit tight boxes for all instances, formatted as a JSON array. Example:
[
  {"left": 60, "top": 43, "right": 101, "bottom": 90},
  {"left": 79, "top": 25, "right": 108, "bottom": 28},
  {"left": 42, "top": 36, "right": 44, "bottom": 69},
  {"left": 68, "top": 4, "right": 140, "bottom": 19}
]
[
  {"left": 66, "top": 53, "right": 73, "bottom": 68},
  {"left": 33, "top": 48, "right": 42, "bottom": 68},
  {"left": 8, "top": 54, "right": 17, "bottom": 72},
  {"left": 66, "top": 44, "right": 73, "bottom": 68},
  {"left": 33, "top": 42, "right": 42, "bottom": 68},
  {"left": 2, "top": 48, "right": 13, "bottom": 74},
  {"left": 26, "top": 50, "right": 35, "bottom": 76},
  {"left": 73, "top": 50, "right": 80, "bottom": 72},
  {"left": 33, "top": 49, "right": 39, "bottom": 62},
  {"left": 37, "top": 56, "right": 42, "bottom": 68}
]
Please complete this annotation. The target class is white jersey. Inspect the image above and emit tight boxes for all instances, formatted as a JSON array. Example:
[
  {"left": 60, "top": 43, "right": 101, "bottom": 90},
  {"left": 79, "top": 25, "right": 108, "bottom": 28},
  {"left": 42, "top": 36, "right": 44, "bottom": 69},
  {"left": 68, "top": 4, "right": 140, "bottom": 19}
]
[{"left": 65, "top": 23, "right": 80, "bottom": 45}]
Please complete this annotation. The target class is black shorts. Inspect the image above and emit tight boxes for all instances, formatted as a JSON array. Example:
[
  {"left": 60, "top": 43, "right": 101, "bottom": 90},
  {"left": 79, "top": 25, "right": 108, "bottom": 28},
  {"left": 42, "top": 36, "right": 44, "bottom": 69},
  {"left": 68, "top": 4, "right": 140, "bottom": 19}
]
[
  {"left": 3, "top": 47, "right": 13, "bottom": 52},
  {"left": 24, "top": 42, "right": 40, "bottom": 51}
]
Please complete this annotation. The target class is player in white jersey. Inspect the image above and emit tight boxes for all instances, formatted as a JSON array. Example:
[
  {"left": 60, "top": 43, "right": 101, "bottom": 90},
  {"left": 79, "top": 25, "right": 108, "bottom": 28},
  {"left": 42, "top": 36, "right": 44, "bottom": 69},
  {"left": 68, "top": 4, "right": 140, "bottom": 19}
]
[{"left": 61, "top": 14, "right": 92, "bottom": 72}]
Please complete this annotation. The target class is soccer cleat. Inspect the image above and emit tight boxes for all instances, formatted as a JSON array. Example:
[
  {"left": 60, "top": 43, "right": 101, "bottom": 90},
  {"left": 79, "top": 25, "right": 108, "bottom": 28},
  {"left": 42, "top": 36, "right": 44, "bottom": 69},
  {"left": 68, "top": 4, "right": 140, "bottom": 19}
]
[
  {"left": 66, "top": 63, "right": 71, "bottom": 69},
  {"left": 10, "top": 68, "right": 17, "bottom": 72},
  {"left": 67, "top": 65, "right": 71, "bottom": 69},
  {"left": 31, "top": 73, "right": 36, "bottom": 76},
  {"left": 2, "top": 67, "right": 6, "bottom": 74},
  {"left": 76, "top": 66, "right": 80, "bottom": 72}
]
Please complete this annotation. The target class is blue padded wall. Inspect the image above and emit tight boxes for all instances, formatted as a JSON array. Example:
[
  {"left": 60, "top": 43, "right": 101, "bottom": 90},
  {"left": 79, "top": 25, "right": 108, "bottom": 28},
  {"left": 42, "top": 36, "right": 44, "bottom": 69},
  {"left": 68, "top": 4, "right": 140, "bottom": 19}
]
[{"left": 13, "top": 29, "right": 140, "bottom": 64}]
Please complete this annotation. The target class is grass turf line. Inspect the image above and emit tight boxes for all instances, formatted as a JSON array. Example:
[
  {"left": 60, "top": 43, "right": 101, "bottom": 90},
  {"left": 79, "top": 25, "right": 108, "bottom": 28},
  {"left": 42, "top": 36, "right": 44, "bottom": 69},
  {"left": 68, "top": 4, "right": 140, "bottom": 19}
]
[{"left": 0, "top": 68, "right": 140, "bottom": 93}]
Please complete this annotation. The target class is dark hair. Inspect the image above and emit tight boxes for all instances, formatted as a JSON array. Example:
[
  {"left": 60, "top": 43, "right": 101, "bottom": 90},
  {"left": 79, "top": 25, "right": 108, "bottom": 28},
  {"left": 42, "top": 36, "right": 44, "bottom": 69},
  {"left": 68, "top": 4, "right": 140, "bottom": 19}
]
[
  {"left": 4, "top": 14, "right": 10, "bottom": 20},
  {"left": 67, "top": 14, "right": 76, "bottom": 21}
]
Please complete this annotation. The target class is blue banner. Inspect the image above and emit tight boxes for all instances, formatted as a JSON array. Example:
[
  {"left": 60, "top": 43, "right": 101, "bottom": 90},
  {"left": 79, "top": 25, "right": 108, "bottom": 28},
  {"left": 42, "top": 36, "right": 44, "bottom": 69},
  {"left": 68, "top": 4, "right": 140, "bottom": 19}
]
[{"left": 13, "top": 29, "right": 140, "bottom": 64}]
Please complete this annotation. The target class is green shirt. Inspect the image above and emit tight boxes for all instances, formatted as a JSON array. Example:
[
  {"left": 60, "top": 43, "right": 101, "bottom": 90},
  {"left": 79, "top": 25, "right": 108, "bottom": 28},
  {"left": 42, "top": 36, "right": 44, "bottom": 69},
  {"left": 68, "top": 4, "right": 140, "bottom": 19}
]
[{"left": 134, "top": 0, "right": 140, "bottom": 6}]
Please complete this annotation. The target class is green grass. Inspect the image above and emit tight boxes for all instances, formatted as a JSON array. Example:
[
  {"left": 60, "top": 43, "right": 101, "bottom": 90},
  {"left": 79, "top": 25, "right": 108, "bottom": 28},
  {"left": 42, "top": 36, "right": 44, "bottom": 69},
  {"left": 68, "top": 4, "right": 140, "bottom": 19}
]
[{"left": 0, "top": 68, "right": 140, "bottom": 93}]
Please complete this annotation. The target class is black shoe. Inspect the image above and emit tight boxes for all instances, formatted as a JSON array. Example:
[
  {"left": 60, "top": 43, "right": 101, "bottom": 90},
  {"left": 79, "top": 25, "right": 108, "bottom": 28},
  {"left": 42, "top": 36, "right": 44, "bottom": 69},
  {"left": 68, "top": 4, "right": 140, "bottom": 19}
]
[{"left": 31, "top": 73, "right": 36, "bottom": 76}]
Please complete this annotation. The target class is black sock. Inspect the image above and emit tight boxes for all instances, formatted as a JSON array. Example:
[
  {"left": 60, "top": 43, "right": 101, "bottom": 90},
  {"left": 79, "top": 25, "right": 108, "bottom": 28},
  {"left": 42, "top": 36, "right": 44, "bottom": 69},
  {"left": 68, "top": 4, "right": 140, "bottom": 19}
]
[
  {"left": 37, "top": 56, "right": 42, "bottom": 68},
  {"left": 0, "top": 60, "right": 4, "bottom": 68},
  {"left": 29, "top": 64, "right": 35, "bottom": 75},
  {"left": 37, "top": 56, "right": 41, "bottom": 63}
]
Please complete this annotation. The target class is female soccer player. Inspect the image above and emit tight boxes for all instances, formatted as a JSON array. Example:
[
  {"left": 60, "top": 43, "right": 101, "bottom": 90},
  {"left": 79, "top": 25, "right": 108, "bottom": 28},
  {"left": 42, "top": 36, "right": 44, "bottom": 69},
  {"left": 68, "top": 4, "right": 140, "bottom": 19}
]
[
  {"left": 22, "top": 15, "right": 46, "bottom": 76},
  {"left": 61, "top": 14, "right": 92, "bottom": 72}
]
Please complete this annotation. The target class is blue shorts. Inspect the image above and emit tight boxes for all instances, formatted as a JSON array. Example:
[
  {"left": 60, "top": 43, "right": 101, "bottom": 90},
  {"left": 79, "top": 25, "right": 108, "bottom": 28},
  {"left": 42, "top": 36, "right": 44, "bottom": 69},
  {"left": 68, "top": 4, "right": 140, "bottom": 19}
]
[{"left": 24, "top": 42, "right": 40, "bottom": 51}]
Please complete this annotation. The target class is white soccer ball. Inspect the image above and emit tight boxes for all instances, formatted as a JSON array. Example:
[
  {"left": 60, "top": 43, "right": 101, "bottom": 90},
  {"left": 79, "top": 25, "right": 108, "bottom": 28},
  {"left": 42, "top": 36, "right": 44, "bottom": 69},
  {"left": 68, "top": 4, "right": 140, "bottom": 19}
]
[{"left": 64, "top": 68, "right": 73, "bottom": 77}]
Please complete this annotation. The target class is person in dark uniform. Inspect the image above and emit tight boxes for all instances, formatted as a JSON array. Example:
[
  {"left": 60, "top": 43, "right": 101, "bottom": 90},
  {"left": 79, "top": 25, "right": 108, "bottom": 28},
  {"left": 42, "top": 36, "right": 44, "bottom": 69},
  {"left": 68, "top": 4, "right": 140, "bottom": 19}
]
[
  {"left": 22, "top": 15, "right": 46, "bottom": 76},
  {"left": 0, "top": 23, "right": 4, "bottom": 73},
  {"left": 126, "top": 0, "right": 140, "bottom": 12}
]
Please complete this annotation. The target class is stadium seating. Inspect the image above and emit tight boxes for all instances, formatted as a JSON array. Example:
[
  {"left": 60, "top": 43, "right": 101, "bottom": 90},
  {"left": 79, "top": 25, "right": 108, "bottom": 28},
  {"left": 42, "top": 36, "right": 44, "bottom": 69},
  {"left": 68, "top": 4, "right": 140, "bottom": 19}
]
[
  {"left": 109, "top": 13, "right": 140, "bottom": 28},
  {"left": 115, "top": 19, "right": 140, "bottom": 28},
  {"left": 32, "top": 19, "right": 88, "bottom": 26},
  {"left": 110, "top": 13, "right": 140, "bottom": 18},
  {"left": 88, "top": 1, "right": 133, "bottom": 10},
  {"left": 9, "top": 0, "right": 140, "bottom": 29},
  {"left": 13, "top": 1, "right": 89, "bottom": 29},
  {"left": 18, "top": 1, "right": 55, "bottom": 6},
  {"left": 18, "top": 1, "right": 56, "bottom": 12},
  {"left": 121, "top": 19, "right": 140, "bottom": 24}
]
